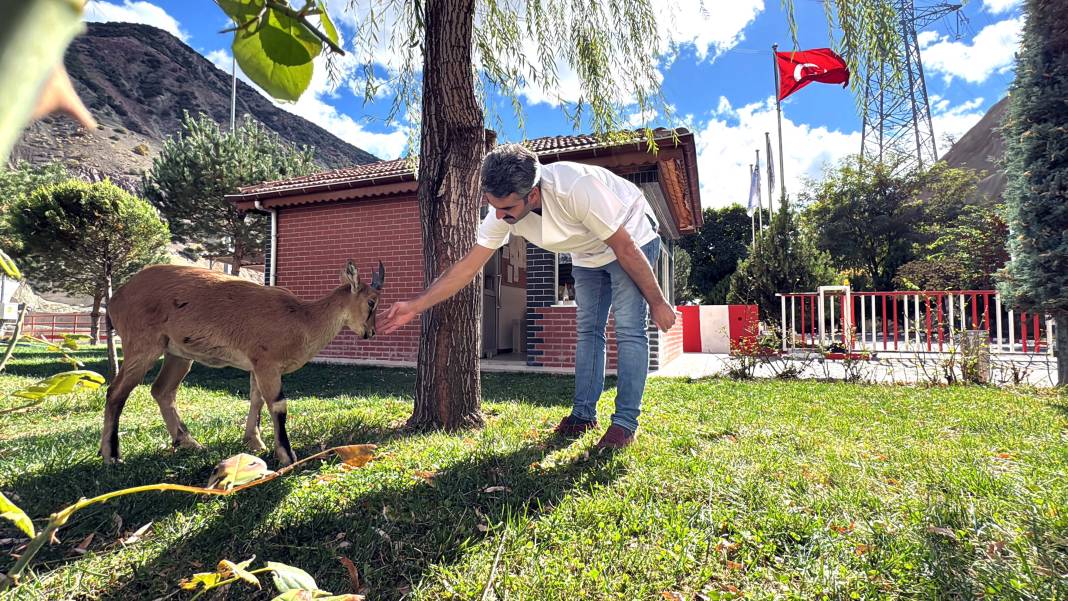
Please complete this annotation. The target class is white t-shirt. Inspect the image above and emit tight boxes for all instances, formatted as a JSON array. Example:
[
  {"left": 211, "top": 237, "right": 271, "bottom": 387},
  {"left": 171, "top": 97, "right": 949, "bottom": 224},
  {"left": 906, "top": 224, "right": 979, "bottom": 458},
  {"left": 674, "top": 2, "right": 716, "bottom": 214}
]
[{"left": 475, "top": 161, "right": 659, "bottom": 268}]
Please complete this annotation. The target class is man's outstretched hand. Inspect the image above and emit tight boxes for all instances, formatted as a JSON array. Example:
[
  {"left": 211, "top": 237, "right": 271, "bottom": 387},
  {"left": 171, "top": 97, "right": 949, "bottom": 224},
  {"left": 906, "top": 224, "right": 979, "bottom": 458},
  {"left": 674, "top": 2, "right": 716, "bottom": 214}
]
[{"left": 379, "top": 300, "right": 419, "bottom": 335}]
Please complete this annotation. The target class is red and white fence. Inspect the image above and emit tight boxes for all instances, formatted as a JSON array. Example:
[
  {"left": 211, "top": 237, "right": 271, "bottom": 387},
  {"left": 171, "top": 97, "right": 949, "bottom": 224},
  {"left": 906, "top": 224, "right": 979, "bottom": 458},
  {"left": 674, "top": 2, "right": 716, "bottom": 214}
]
[
  {"left": 778, "top": 287, "right": 1056, "bottom": 355},
  {"left": 20, "top": 312, "right": 109, "bottom": 343}
]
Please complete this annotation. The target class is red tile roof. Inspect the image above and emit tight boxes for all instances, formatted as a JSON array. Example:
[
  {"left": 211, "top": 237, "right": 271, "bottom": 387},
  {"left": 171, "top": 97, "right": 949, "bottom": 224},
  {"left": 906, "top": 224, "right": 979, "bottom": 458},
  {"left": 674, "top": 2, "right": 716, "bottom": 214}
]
[{"left": 232, "top": 128, "right": 688, "bottom": 198}]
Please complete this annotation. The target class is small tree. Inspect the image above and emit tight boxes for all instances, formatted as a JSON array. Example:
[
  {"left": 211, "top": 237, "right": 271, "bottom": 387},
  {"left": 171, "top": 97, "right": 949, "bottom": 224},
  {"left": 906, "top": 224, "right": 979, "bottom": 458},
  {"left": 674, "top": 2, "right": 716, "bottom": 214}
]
[
  {"left": 895, "top": 204, "right": 1009, "bottom": 291},
  {"left": 9, "top": 180, "right": 170, "bottom": 376},
  {"left": 677, "top": 205, "right": 753, "bottom": 304},
  {"left": 728, "top": 205, "right": 835, "bottom": 328},
  {"left": 0, "top": 161, "right": 69, "bottom": 251},
  {"left": 143, "top": 113, "right": 318, "bottom": 276},
  {"left": 999, "top": 0, "right": 1068, "bottom": 385}
]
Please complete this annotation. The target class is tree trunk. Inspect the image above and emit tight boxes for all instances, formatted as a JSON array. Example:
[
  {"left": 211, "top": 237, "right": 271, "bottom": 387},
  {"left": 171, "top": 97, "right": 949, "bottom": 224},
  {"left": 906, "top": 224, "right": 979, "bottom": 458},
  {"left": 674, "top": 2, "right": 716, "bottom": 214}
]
[
  {"left": 90, "top": 291, "right": 102, "bottom": 345},
  {"left": 408, "top": 0, "right": 486, "bottom": 431},
  {"left": 231, "top": 237, "right": 243, "bottom": 278},
  {"left": 104, "top": 274, "right": 119, "bottom": 380},
  {"left": 1057, "top": 313, "right": 1067, "bottom": 387}
]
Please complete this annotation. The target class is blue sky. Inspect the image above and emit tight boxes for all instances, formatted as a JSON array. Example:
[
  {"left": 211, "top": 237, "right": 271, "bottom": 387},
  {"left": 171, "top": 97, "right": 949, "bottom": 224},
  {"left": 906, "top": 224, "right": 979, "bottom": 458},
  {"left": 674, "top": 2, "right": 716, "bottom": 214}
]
[{"left": 84, "top": 0, "right": 1025, "bottom": 209}]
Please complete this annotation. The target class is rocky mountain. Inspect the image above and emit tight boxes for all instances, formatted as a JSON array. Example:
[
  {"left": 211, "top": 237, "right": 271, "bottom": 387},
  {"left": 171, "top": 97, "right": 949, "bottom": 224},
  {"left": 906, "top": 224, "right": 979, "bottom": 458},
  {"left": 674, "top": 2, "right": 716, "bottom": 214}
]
[
  {"left": 940, "top": 96, "right": 1009, "bottom": 201},
  {"left": 11, "top": 21, "right": 378, "bottom": 187}
]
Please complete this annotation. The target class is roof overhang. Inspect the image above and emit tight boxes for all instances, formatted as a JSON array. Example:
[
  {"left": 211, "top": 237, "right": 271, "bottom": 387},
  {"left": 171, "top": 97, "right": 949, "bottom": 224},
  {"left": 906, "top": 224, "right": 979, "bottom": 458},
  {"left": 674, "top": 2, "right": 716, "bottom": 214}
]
[{"left": 228, "top": 129, "right": 703, "bottom": 233}]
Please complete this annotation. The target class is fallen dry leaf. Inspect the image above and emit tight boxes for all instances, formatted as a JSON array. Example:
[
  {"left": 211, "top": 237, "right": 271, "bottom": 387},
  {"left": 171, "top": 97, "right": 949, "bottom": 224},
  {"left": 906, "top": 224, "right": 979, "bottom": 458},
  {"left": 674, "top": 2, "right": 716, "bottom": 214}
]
[
  {"left": 336, "top": 444, "right": 377, "bottom": 468},
  {"left": 714, "top": 540, "right": 740, "bottom": 555},
  {"left": 73, "top": 532, "right": 94, "bottom": 555},
  {"left": 412, "top": 470, "right": 438, "bottom": 486},
  {"left": 339, "top": 556, "right": 367, "bottom": 594},
  {"left": 661, "top": 592, "right": 685, "bottom": 601},
  {"left": 995, "top": 452, "right": 1015, "bottom": 460},
  {"left": 726, "top": 560, "right": 744, "bottom": 571},
  {"left": 854, "top": 544, "right": 872, "bottom": 556},
  {"left": 481, "top": 486, "right": 511, "bottom": 494},
  {"left": 830, "top": 522, "right": 855, "bottom": 535},
  {"left": 985, "top": 540, "right": 1007, "bottom": 559},
  {"left": 120, "top": 522, "right": 153, "bottom": 545},
  {"left": 926, "top": 526, "right": 957, "bottom": 540}
]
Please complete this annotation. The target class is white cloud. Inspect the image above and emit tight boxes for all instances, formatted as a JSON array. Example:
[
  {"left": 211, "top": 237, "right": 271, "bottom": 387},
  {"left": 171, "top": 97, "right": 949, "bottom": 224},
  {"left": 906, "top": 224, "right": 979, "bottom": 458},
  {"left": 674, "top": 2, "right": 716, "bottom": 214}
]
[
  {"left": 984, "top": 0, "right": 1022, "bottom": 14},
  {"left": 919, "top": 17, "right": 1023, "bottom": 84},
  {"left": 930, "top": 96, "right": 987, "bottom": 154},
  {"left": 655, "top": 0, "right": 764, "bottom": 64},
  {"left": 84, "top": 1, "right": 188, "bottom": 42},
  {"left": 206, "top": 48, "right": 411, "bottom": 160},
  {"left": 692, "top": 97, "right": 860, "bottom": 209}
]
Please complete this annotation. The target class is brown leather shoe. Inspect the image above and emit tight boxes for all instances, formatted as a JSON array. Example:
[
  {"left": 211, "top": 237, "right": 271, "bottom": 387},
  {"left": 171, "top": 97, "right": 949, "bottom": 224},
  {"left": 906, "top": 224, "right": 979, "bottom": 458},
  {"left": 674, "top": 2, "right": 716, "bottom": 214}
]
[
  {"left": 594, "top": 424, "right": 636, "bottom": 450},
  {"left": 553, "top": 415, "right": 598, "bottom": 437}
]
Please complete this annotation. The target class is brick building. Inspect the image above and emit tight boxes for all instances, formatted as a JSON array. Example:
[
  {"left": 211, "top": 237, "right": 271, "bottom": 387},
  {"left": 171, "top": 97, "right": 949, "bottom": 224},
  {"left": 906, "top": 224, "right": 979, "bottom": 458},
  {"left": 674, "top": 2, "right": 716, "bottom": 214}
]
[{"left": 227, "top": 129, "right": 702, "bottom": 372}]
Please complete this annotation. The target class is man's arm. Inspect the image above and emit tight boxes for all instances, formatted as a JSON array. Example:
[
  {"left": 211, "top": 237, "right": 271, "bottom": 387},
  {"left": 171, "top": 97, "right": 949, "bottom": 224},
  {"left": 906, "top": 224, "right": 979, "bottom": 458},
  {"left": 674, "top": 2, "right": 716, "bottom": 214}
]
[
  {"left": 379, "top": 244, "right": 497, "bottom": 334},
  {"left": 603, "top": 226, "right": 677, "bottom": 332}
]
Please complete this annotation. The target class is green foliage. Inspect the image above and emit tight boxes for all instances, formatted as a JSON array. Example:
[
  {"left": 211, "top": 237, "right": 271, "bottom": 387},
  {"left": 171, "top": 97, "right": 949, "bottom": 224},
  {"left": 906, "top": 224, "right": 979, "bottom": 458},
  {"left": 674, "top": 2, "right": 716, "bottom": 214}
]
[
  {"left": 677, "top": 205, "right": 752, "bottom": 304},
  {"left": 800, "top": 157, "right": 927, "bottom": 291},
  {"left": 142, "top": 112, "right": 317, "bottom": 273},
  {"left": 0, "top": 249, "right": 22, "bottom": 280},
  {"left": 998, "top": 0, "right": 1068, "bottom": 318},
  {"left": 0, "top": 161, "right": 69, "bottom": 252},
  {"left": 7, "top": 179, "right": 169, "bottom": 300},
  {"left": 672, "top": 246, "right": 691, "bottom": 303},
  {"left": 727, "top": 207, "right": 835, "bottom": 325},
  {"left": 895, "top": 204, "right": 1009, "bottom": 290},
  {"left": 216, "top": 0, "right": 343, "bottom": 102},
  {"left": 10, "top": 370, "right": 104, "bottom": 401}
]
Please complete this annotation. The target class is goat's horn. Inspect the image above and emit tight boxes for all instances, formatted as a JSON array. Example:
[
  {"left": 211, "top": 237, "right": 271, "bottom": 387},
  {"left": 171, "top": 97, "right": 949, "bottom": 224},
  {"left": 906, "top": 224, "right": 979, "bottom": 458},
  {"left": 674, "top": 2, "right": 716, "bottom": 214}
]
[{"left": 371, "top": 260, "right": 385, "bottom": 290}]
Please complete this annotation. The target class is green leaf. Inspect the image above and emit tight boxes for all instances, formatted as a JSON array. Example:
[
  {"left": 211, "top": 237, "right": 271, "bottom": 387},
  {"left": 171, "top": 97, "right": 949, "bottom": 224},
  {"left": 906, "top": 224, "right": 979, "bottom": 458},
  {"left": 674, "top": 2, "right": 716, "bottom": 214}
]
[
  {"left": 231, "top": 11, "right": 315, "bottom": 101},
  {"left": 316, "top": 1, "right": 339, "bottom": 47},
  {"left": 268, "top": 561, "right": 321, "bottom": 594},
  {"left": 0, "top": 249, "right": 22, "bottom": 280},
  {"left": 61, "top": 334, "right": 91, "bottom": 351},
  {"left": 216, "top": 0, "right": 265, "bottom": 25},
  {"left": 0, "top": 491, "right": 34, "bottom": 538},
  {"left": 206, "top": 453, "right": 276, "bottom": 490},
  {"left": 12, "top": 370, "right": 105, "bottom": 401},
  {"left": 259, "top": 9, "right": 320, "bottom": 67}
]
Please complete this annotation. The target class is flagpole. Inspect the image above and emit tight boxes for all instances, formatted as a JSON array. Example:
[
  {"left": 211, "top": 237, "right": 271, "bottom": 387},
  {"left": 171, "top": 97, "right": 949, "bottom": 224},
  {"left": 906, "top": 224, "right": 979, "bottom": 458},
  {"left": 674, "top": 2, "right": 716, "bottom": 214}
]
[
  {"left": 772, "top": 43, "right": 786, "bottom": 208},
  {"left": 755, "top": 149, "right": 762, "bottom": 231},
  {"left": 748, "top": 163, "right": 755, "bottom": 245},
  {"left": 765, "top": 131, "right": 774, "bottom": 219}
]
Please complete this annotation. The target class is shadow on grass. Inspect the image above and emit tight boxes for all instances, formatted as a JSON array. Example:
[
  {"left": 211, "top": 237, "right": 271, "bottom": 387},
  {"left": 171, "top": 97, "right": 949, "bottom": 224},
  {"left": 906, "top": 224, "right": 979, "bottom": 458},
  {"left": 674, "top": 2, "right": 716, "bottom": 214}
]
[
  {"left": 81, "top": 435, "right": 623, "bottom": 600},
  {"left": 2, "top": 348, "right": 606, "bottom": 408}
]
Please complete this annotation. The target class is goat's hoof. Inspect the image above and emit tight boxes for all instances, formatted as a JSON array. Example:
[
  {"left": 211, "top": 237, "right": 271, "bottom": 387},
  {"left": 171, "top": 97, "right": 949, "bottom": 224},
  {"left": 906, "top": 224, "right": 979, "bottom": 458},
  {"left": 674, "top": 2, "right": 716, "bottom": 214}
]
[
  {"left": 275, "top": 448, "right": 296, "bottom": 467},
  {"left": 102, "top": 455, "right": 123, "bottom": 465},
  {"left": 175, "top": 437, "right": 204, "bottom": 450},
  {"left": 245, "top": 437, "right": 267, "bottom": 453}
]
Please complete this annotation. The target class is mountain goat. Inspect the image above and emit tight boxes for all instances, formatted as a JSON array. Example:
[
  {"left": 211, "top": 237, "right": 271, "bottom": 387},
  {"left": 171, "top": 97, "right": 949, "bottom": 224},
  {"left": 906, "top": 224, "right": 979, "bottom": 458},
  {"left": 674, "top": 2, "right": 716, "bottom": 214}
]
[{"left": 100, "top": 260, "right": 384, "bottom": 466}]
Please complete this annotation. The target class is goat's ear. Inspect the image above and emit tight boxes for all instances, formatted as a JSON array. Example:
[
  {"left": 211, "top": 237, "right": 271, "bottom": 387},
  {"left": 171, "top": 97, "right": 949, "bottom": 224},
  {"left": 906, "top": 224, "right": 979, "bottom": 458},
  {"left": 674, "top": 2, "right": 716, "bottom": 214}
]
[{"left": 341, "top": 261, "right": 359, "bottom": 290}]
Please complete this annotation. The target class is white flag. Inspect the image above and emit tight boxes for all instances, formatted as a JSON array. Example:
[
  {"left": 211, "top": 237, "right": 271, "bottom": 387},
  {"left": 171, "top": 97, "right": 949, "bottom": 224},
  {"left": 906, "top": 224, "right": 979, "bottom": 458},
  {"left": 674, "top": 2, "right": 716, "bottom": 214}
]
[{"left": 747, "top": 163, "right": 761, "bottom": 214}]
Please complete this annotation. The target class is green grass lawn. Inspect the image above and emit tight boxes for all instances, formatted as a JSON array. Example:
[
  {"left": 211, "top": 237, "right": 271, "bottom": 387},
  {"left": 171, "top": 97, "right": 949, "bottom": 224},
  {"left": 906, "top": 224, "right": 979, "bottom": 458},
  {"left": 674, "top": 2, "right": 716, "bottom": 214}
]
[{"left": 0, "top": 347, "right": 1065, "bottom": 600}]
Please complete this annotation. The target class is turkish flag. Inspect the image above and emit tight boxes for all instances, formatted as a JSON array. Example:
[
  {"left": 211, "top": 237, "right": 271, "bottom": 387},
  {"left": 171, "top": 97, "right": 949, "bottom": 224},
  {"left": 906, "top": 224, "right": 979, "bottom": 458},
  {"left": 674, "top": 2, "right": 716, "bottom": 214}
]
[{"left": 775, "top": 48, "right": 850, "bottom": 101}]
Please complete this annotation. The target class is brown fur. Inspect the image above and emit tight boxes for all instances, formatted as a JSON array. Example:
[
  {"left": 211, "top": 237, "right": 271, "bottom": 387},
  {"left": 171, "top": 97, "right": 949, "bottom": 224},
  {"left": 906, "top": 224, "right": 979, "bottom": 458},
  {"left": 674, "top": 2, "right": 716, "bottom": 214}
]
[{"left": 100, "top": 261, "right": 383, "bottom": 466}]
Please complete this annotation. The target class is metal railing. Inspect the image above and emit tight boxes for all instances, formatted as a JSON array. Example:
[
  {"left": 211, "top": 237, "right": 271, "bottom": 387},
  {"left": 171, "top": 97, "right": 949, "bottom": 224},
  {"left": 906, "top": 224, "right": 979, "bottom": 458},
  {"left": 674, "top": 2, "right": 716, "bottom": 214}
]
[
  {"left": 22, "top": 312, "right": 108, "bottom": 343},
  {"left": 778, "top": 287, "right": 1055, "bottom": 355}
]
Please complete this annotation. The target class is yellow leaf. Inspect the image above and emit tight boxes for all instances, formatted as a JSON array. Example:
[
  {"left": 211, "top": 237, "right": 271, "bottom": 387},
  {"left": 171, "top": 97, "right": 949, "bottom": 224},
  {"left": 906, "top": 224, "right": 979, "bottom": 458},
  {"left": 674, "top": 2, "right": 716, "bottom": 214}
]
[
  {"left": 335, "top": 444, "right": 376, "bottom": 468},
  {"left": 0, "top": 492, "right": 35, "bottom": 538},
  {"left": 219, "top": 558, "right": 260, "bottom": 588},
  {"left": 207, "top": 454, "right": 275, "bottom": 490},
  {"left": 180, "top": 571, "right": 223, "bottom": 590}
]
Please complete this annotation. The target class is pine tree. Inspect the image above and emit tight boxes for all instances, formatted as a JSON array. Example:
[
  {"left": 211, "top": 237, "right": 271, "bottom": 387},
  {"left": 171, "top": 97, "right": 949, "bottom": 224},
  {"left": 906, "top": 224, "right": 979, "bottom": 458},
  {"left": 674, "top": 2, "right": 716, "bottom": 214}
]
[
  {"left": 142, "top": 113, "right": 318, "bottom": 276},
  {"left": 727, "top": 204, "right": 835, "bottom": 329},
  {"left": 999, "top": 0, "right": 1068, "bottom": 385}
]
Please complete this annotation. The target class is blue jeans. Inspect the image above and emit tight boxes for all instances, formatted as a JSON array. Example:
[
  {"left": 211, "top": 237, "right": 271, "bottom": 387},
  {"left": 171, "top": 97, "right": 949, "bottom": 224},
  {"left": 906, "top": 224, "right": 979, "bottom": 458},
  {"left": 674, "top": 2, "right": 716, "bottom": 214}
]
[{"left": 570, "top": 238, "right": 660, "bottom": 433}]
